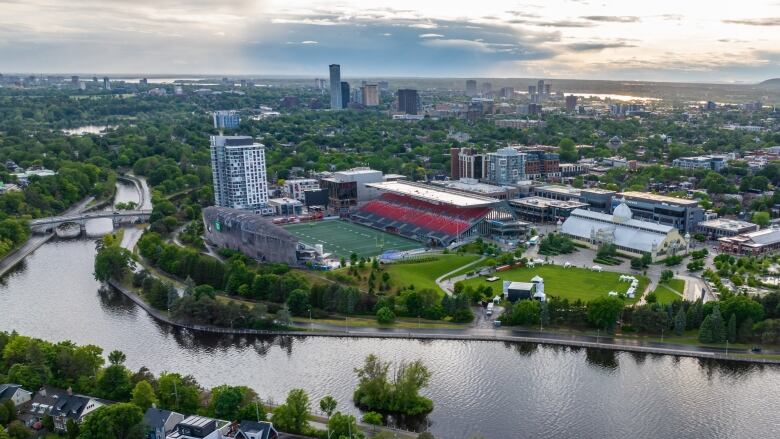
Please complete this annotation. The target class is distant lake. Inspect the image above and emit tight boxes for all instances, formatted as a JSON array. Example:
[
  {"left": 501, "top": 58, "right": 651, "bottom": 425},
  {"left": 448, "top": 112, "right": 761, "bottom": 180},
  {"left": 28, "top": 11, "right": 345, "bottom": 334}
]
[{"left": 569, "top": 92, "right": 661, "bottom": 102}]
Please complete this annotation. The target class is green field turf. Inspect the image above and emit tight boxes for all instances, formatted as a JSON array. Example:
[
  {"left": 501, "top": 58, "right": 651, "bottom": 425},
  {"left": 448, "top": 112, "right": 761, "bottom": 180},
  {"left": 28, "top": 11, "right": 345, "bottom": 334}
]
[
  {"left": 284, "top": 220, "right": 421, "bottom": 259},
  {"left": 651, "top": 278, "right": 685, "bottom": 304},
  {"left": 385, "top": 254, "right": 480, "bottom": 291},
  {"left": 459, "top": 265, "right": 649, "bottom": 303}
]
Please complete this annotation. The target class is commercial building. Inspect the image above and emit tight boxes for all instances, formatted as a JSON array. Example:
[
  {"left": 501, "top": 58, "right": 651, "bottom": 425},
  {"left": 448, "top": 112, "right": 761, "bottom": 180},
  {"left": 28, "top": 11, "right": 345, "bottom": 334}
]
[
  {"left": 565, "top": 95, "right": 578, "bottom": 112},
  {"left": 333, "top": 168, "right": 385, "bottom": 201},
  {"left": 451, "top": 147, "right": 485, "bottom": 180},
  {"left": 210, "top": 136, "right": 269, "bottom": 213},
  {"left": 718, "top": 228, "right": 780, "bottom": 255},
  {"left": 495, "top": 119, "right": 547, "bottom": 130},
  {"left": 397, "top": 89, "right": 419, "bottom": 115},
  {"left": 267, "top": 198, "right": 304, "bottom": 216},
  {"left": 466, "top": 80, "right": 477, "bottom": 96},
  {"left": 697, "top": 218, "right": 759, "bottom": 239},
  {"left": 531, "top": 185, "right": 615, "bottom": 213},
  {"left": 561, "top": 202, "right": 689, "bottom": 261},
  {"left": 499, "top": 87, "right": 514, "bottom": 98},
  {"left": 212, "top": 110, "right": 240, "bottom": 129},
  {"left": 103, "top": 77, "right": 110, "bottom": 90},
  {"left": 432, "top": 178, "right": 519, "bottom": 200},
  {"left": 329, "top": 64, "right": 342, "bottom": 109},
  {"left": 284, "top": 178, "right": 320, "bottom": 201},
  {"left": 510, "top": 197, "right": 588, "bottom": 223},
  {"left": 361, "top": 84, "right": 379, "bottom": 106},
  {"left": 617, "top": 191, "right": 705, "bottom": 233},
  {"left": 485, "top": 147, "right": 526, "bottom": 185},
  {"left": 340, "top": 81, "right": 350, "bottom": 108},
  {"left": 203, "top": 207, "right": 313, "bottom": 265},
  {"left": 672, "top": 154, "right": 733, "bottom": 172},
  {"left": 523, "top": 150, "right": 560, "bottom": 180}
]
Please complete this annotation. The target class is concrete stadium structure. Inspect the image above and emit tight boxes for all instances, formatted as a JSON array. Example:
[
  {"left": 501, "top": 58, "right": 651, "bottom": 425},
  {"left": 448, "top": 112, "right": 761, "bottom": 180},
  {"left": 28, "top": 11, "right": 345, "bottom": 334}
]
[{"left": 202, "top": 207, "right": 317, "bottom": 266}]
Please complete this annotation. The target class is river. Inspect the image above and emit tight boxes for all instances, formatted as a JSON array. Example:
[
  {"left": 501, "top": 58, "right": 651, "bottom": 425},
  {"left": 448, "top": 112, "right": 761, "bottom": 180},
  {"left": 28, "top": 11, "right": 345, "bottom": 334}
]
[{"left": 1, "top": 238, "right": 780, "bottom": 438}]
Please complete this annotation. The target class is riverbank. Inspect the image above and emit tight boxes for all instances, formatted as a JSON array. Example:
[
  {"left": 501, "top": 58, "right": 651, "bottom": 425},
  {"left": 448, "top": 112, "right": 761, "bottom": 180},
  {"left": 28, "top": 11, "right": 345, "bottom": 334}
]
[{"left": 107, "top": 278, "right": 780, "bottom": 365}]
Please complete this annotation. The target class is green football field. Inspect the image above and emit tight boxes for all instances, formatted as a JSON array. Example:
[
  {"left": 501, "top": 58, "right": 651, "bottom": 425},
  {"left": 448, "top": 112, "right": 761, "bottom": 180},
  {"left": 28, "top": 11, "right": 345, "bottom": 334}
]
[{"left": 283, "top": 220, "right": 422, "bottom": 259}]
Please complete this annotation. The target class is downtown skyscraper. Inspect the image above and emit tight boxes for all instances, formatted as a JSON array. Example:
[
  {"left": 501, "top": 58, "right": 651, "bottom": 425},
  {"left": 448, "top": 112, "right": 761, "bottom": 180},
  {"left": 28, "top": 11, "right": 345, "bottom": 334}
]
[{"left": 329, "top": 64, "right": 342, "bottom": 110}]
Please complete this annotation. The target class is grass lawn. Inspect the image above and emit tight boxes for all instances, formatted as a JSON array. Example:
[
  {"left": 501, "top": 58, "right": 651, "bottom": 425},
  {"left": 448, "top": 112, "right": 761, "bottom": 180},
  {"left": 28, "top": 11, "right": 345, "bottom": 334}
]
[
  {"left": 443, "top": 257, "right": 491, "bottom": 280},
  {"left": 459, "top": 265, "right": 648, "bottom": 303},
  {"left": 284, "top": 220, "right": 421, "bottom": 259},
  {"left": 651, "top": 278, "right": 685, "bottom": 304},
  {"left": 385, "top": 254, "right": 480, "bottom": 291}
]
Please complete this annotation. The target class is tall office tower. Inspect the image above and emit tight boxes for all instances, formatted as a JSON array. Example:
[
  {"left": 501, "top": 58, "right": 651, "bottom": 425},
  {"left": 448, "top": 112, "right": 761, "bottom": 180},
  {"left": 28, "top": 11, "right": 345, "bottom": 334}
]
[
  {"left": 361, "top": 84, "right": 379, "bottom": 106},
  {"left": 500, "top": 87, "right": 514, "bottom": 98},
  {"left": 528, "top": 85, "right": 537, "bottom": 96},
  {"left": 210, "top": 135, "right": 269, "bottom": 212},
  {"left": 397, "top": 89, "right": 419, "bottom": 115},
  {"left": 466, "top": 80, "right": 477, "bottom": 96},
  {"left": 213, "top": 110, "right": 240, "bottom": 129},
  {"left": 103, "top": 77, "right": 110, "bottom": 90},
  {"left": 340, "top": 81, "right": 350, "bottom": 108},
  {"left": 71, "top": 75, "right": 79, "bottom": 88},
  {"left": 537, "top": 80, "right": 544, "bottom": 101},
  {"left": 544, "top": 83, "right": 551, "bottom": 96},
  {"left": 329, "top": 64, "right": 342, "bottom": 109},
  {"left": 565, "top": 95, "right": 578, "bottom": 112},
  {"left": 377, "top": 81, "right": 389, "bottom": 92},
  {"left": 481, "top": 82, "right": 492, "bottom": 95}
]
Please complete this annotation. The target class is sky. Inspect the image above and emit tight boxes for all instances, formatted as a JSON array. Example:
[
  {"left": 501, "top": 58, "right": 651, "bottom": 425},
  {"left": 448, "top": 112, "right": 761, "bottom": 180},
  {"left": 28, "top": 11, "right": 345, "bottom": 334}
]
[{"left": 1, "top": 0, "right": 779, "bottom": 83}]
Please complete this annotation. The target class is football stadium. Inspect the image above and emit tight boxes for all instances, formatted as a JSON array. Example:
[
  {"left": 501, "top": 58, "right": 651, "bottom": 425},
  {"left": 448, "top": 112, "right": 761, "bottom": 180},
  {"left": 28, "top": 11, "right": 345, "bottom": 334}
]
[{"left": 352, "top": 180, "right": 524, "bottom": 247}]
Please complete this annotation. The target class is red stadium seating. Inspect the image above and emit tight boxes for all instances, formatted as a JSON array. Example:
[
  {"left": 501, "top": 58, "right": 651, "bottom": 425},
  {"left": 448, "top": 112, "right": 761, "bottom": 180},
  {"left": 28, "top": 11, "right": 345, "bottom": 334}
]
[{"left": 356, "top": 194, "right": 490, "bottom": 241}]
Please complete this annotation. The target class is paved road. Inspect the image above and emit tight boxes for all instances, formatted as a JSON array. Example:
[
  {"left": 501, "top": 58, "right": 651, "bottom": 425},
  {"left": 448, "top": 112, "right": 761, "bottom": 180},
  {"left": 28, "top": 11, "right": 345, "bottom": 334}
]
[{"left": 435, "top": 255, "right": 486, "bottom": 294}]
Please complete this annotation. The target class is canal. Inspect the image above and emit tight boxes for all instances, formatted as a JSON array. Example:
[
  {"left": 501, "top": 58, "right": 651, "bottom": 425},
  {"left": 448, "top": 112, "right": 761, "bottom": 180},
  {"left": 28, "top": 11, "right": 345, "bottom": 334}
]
[{"left": 1, "top": 238, "right": 780, "bottom": 437}]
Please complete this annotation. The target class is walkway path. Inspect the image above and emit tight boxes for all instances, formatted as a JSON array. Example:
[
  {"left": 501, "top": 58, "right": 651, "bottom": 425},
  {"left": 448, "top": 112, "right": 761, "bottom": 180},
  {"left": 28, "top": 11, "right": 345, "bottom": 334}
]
[
  {"left": 435, "top": 255, "right": 486, "bottom": 294},
  {"left": 108, "top": 278, "right": 779, "bottom": 364}
]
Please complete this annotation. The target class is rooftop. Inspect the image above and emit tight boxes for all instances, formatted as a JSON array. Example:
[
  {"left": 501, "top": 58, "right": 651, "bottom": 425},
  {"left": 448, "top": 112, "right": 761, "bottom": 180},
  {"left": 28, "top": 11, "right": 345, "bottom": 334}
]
[
  {"left": 698, "top": 218, "right": 758, "bottom": 231},
  {"left": 366, "top": 181, "right": 498, "bottom": 207},
  {"left": 511, "top": 196, "right": 588, "bottom": 209},
  {"left": 535, "top": 185, "right": 581, "bottom": 196},
  {"left": 432, "top": 179, "right": 514, "bottom": 195},
  {"left": 620, "top": 191, "right": 699, "bottom": 206}
]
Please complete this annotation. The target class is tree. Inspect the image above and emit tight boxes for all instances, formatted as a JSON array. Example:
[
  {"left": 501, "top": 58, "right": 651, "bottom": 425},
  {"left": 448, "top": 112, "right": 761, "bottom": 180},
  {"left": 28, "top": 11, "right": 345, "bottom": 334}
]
[
  {"left": 285, "top": 289, "right": 310, "bottom": 316},
  {"left": 727, "top": 314, "right": 737, "bottom": 343},
  {"left": 558, "top": 138, "right": 578, "bottom": 163},
  {"left": 97, "top": 363, "right": 132, "bottom": 401},
  {"left": 507, "top": 300, "right": 540, "bottom": 326},
  {"left": 66, "top": 418, "right": 80, "bottom": 439},
  {"left": 209, "top": 385, "right": 255, "bottom": 421},
  {"left": 131, "top": 380, "right": 158, "bottom": 412},
  {"left": 108, "top": 350, "right": 127, "bottom": 366},
  {"left": 674, "top": 307, "right": 686, "bottom": 336},
  {"left": 329, "top": 412, "right": 363, "bottom": 439},
  {"left": 752, "top": 211, "right": 771, "bottom": 228},
  {"left": 660, "top": 270, "right": 674, "bottom": 283},
  {"left": 587, "top": 297, "right": 624, "bottom": 331},
  {"left": 698, "top": 315, "right": 715, "bottom": 343},
  {"left": 77, "top": 403, "right": 144, "bottom": 439},
  {"left": 641, "top": 253, "right": 652, "bottom": 268},
  {"left": 376, "top": 306, "right": 396, "bottom": 324},
  {"left": 319, "top": 395, "right": 337, "bottom": 418},
  {"left": 156, "top": 373, "right": 201, "bottom": 414},
  {"left": 93, "top": 239, "right": 135, "bottom": 282},
  {"left": 710, "top": 304, "right": 726, "bottom": 343},
  {"left": 362, "top": 411, "right": 383, "bottom": 432},
  {"left": 271, "top": 389, "right": 310, "bottom": 434},
  {"left": 6, "top": 421, "right": 32, "bottom": 439},
  {"left": 540, "top": 301, "right": 550, "bottom": 327}
]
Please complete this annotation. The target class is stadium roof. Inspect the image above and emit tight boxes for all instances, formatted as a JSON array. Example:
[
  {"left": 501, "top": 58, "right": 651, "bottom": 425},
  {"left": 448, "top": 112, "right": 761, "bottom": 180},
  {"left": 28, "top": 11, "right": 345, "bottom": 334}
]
[{"left": 367, "top": 181, "right": 498, "bottom": 207}]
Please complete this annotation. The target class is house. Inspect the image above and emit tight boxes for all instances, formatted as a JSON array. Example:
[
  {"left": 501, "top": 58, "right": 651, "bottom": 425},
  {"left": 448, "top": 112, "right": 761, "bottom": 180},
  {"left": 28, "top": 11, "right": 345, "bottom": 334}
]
[
  {"left": 0, "top": 383, "right": 32, "bottom": 407},
  {"left": 145, "top": 407, "right": 185, "bottom": 439},
  {"left": 227, "top": 421, "right": 279, "bottom": 439},
  {"left": 166, "top": 415, "right": 231, "bottom": 439},
  {"left": 19, "top": 386, "right": 111, "bottom": 432}
]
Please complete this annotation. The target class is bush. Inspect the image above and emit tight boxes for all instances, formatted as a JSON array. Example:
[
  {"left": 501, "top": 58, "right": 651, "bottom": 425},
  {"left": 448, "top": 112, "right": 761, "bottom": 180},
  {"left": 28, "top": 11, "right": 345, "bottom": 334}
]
[{"left": 376, "top": 306, "right": 396, "bottom": 324}]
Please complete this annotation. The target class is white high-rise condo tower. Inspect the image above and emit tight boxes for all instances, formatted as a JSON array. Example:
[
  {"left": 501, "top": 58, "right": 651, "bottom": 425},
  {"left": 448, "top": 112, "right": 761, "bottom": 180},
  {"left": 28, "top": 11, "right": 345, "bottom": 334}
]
[{"left": 210, "top": 136, "right": 269, "bottom": 212}]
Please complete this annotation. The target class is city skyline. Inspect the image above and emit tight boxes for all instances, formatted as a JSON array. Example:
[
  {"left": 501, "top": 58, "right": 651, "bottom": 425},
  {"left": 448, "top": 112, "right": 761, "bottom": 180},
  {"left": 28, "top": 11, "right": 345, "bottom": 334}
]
[{"left": 1, "top": 0, "right": 779, "bottom": 83}]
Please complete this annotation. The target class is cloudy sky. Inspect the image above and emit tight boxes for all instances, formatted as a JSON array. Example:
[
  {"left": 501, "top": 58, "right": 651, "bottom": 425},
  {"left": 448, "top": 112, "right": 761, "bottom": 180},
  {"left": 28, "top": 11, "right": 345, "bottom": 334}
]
[{"left": 1, "top": 0, "right": 779, "bottom": 82}]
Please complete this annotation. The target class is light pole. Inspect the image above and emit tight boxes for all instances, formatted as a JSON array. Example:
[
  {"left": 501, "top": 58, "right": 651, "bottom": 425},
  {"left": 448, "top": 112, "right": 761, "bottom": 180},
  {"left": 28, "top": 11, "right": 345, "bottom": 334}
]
[
  {"left": 308, "top": 306, "right": 313, "bottom": 330},
  {"left": 726, "top": 340, "right": 729, "bottom": 356}
]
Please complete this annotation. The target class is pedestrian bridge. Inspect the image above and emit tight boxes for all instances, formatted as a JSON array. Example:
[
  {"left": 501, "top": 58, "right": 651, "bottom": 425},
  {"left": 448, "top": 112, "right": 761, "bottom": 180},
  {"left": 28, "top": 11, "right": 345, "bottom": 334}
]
[{"left": 29, "top": 210, "right": 152, "bottom": 233}]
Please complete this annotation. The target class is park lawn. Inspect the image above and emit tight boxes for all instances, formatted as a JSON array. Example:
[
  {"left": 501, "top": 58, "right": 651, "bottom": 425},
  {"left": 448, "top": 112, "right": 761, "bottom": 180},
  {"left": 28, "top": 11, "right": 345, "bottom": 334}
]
[
  {"left": 652, "top": 278, "right": 685, "bottom": 304},
  {"left": 443, "top": 257, "right": 491, "bottom": 280},
  {"left": 385, "top": 254, "right": 480, "bottom": 291},
  {"left": 459, "top": 265, "right": 648, "bottom": 304}
]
